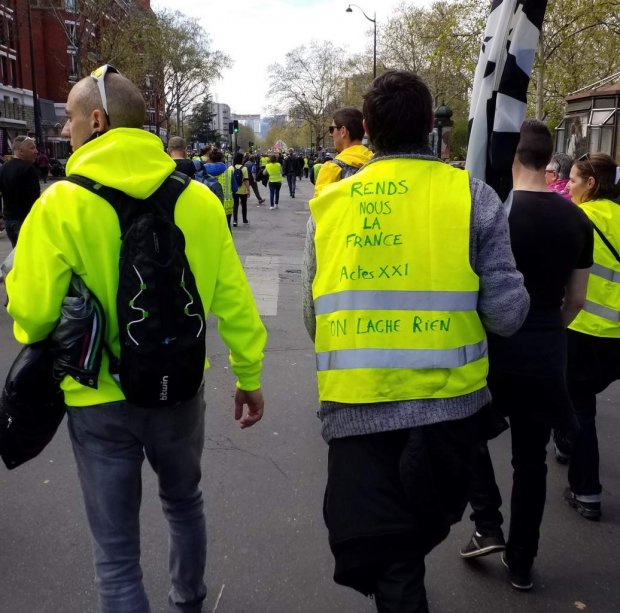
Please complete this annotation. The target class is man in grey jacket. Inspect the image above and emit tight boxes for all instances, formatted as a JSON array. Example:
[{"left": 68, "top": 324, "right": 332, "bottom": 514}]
[{"left": 302, "top": 70, "right": 529, "bottom": 612}]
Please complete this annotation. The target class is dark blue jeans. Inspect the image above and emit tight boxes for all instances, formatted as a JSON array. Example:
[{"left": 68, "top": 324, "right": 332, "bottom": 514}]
[
  {"left": 67, "top": 390, "right": 207, "bottom": 613},
  {"left": 286, "top": 173, "right": 296, "bottom": 196},
  {"left": 269, "top": 182, "right": 281, "bottom": 206},
  {"left": 4, "top": 217, "right": 23, "bottom": 248}
]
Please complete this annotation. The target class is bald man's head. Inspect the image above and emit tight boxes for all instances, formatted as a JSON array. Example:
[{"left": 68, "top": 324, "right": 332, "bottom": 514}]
[
  {"left": 77, "top": 72, "right": 146, "bottom": 128},
  {"left": 62, "top": 70, "right": 146, "bottom": 149}
]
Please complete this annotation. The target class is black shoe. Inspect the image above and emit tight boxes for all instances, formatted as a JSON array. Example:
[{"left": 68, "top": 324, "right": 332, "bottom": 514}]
[
  {"left": 259, "top": 199, "right": 266, "bottom": 204},
  {"left": 460, "top": 531, "right": 506, "bottom": 559},
  {"left": 243, "top": 220, "right": 249, "bottom": 224},
  {"left": 501, "top": 552, "right": 533, "bottom": 591},
  {"left": 292, "top": 193, "right": 295, "bottom": 198},
  {"left": 232, "top": 222, "right": 238, "bottom": 227},
  {"left": 563, "top": 488, "right": 601, "bottom": 520}
]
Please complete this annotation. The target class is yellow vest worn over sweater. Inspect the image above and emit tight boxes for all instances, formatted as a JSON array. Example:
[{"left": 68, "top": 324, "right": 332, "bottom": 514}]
[
  {"left": 310, "top": 158, "right": 488, "bottom": 403},
  {"left": 570, "top": 198, "right": 620, "bottom": 338}
]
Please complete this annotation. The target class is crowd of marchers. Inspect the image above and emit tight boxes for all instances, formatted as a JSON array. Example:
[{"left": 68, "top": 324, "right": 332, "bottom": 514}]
[{"left": 2, "top": 65, "right": 620, "bottom": 613}]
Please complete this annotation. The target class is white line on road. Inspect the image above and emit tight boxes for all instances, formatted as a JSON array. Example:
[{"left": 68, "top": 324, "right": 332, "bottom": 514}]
[{"left": 213, "top": 584, "right": 225, "bottom": 612}]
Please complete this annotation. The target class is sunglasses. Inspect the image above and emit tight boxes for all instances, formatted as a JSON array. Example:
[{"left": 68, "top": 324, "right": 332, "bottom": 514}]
[
  {"left": 328, "top": 125, "right": 342, "bottom": 134},
  {"left": 578, "top": 152, "right": 597, "bottom": 178},
  {"left": 90, "top": 64, "right": 120, "bottom": 126}
]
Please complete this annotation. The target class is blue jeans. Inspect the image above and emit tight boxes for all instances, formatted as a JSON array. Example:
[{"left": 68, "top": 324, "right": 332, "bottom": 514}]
[
  {"left": 269, "top": 182, "right": 281, "bottom": 206},
  {"left": 4, "top": 217, "right": 23, "bottom": 248},
  {"left": 286, "top": 173, "right": 296, "bottom": 196},
  {"left": 67, "top": 390, "right": 207, "bottom": 613}
]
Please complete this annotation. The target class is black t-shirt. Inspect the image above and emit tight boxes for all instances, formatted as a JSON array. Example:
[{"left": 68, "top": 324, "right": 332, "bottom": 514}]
[
  {"left": 0, "top": 158, "right": 41, "bottom": 220},
  {"left": 173, "top": 158, "right": 196, "bottom": 179},
  {"left": 508, "top": 190, "right": 593, "bottom": 310}
]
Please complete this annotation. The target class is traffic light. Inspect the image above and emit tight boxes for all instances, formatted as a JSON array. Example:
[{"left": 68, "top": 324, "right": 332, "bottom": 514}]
[
  {"left": 228, "top": 122, "right": 234, "bottom": 135},
  {"left": 233, "top": 120, "right": 239, "bottom": 134}
]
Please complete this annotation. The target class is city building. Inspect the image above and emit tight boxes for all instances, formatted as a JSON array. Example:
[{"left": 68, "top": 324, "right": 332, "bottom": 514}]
[
  {"left": 232, "top": 113, "right": 262, "bottom": 138},
  {"left": 0, "top": 0, "right": 157, "bottom": 159},
  {"left": 209, "top": 101, "right": 231, "bottom": 140}
]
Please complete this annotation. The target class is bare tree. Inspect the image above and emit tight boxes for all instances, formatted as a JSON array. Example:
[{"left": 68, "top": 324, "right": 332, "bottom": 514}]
[
  {"left": 268, "top": 41, "right": 348, "bottom": 150},
  {"left": 149, "top": 9, "right": 231, "bottom": 139}
]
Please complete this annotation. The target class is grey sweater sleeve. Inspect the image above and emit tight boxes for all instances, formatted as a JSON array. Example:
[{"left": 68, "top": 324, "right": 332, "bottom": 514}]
[
  {"left": 470, "top": 178, "right": 529, "bottom": 336},
  {"left": 301, "top": 177, "right": 529, "bottom": 341},
  {"left": 302, "top": 215, "right": 317, "bottom": 340}
]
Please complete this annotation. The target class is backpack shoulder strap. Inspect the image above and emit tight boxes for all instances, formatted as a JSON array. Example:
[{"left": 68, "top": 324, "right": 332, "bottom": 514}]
[{"left": 64, "top": 171, "right": 190, "bottom": 232}]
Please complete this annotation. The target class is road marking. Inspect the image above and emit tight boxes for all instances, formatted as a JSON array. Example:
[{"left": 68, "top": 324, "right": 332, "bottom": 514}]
[
  {"left": 244, "top": 255, "right": 279, "bottom": 316},
  {"left": 213, "top": 584, "right": 225, "bottom": 612}
]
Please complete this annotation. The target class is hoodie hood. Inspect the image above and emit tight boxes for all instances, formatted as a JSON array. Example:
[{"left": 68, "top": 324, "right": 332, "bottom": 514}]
[
  {"left": 335, "top": 144, "right": 373, "bottom": 168},
  {"left": 65, "top": 128, "right": 175, "bottom": 199},
  {"left": 205, "top": 162, "right": 227, "bottom": 177}
]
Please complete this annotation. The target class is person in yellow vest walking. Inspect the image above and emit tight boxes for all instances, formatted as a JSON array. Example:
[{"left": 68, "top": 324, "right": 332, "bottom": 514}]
[
  {"left": 559, "top": 153, "right": 620, "bottom": 520},
  {"left": 265, "top": 155, "right": 283, "bottom": 210},
  {"left": 302, "top": 70, "right": 529, "bottom": 612},
  {"left": 313, "top": 107, "right": 373, "bottom": 197}
]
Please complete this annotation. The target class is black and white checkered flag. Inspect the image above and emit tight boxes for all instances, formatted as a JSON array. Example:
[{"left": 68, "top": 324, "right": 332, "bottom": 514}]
[{"left": 466, "top": 0, "right": 548, "bottom": 202}]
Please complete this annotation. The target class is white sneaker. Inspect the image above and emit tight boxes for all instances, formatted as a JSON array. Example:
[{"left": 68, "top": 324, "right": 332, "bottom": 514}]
[{"left": 269, "top": 206, "right": 275, "bottom": 210}]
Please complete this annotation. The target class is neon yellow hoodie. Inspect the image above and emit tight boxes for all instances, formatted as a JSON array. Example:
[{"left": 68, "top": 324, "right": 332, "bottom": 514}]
[
  {"left": 313, "top": 144, "right": 373, "bottom": 197},
  {"left": 7, "top": 128, "right": 267, "bottom": 406}
]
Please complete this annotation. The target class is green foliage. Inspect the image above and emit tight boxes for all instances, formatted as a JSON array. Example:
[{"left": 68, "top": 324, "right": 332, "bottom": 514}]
[{"left": 187, "top": 97, "right": 218, "bottom": 144}]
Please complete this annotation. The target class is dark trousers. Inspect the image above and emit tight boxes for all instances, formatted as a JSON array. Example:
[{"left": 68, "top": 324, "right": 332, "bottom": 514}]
[
  {"left": 4, "top": 217, "right": 22, "bottom": 248},
  {"left": 373, "top": 560, "right": 429, "bottom": 613},
  {"left": 325, "top": 412, "right": 488, "bottom": 612},
  {"left": 469, "top": 412, "right": 551, "bottom": 568},
  {"left": 233, "top": 193, "right": 248, "bottom": 223},
  {"left": 269, "top": 182, "right": 281, "bottom": 206},
  {"left": 249, "top": 179, "right": 263, "bottom": 201},
  {"left": 286, "top": 173, "right": 296, "bottom": 196},
  {"left": 565, "top": 330, "right": 620, "bottom": 497}
]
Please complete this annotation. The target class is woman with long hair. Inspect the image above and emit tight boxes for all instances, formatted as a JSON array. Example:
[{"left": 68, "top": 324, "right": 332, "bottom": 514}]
[{"left": 562, "top": 153, "right": 620, "bottom": 520}]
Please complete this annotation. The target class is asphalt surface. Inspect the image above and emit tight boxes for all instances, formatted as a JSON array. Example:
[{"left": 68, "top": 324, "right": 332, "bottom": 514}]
[{"left": 0, "top": 176, "right": 619, "bottom": 613}]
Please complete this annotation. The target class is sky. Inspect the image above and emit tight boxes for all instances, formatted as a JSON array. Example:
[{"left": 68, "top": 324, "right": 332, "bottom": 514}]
[{"left": 153, "top": 0, "right": 436, "bottom": 116}]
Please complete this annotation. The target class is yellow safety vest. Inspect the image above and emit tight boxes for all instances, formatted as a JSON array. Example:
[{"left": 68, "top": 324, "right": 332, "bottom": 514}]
[
  {"left": 265, "top": 162, "right": 282, "bottom": 183},
  {"left": 309, "top": 158, "right": 488, "bottom": 403},
  {"left": 570, "top": 198, "right": 620, "bottom": 338}
]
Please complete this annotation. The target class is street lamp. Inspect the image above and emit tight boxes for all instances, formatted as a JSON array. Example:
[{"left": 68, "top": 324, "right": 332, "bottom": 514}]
[
  {"left": 346, "top": 4, "right": 376, "bottom": 79},
  {"left": 26, "top": 1, "right": 44, "bottom": 148},
  {"left": 434, "top": 103, "right": 453, "bottom": 160}
]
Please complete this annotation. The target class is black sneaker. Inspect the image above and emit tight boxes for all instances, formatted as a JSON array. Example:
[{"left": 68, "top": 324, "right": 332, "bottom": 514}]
[
  {"left": 563, "top": 488, "right": 601, "bottom": 520},
  {"left": 501, "top": 552, "right": 533, "bottom": 591},
  {"left": 232, "top": 222, "right": 238, "bottom": 227},
  {"left": 460, "top": 531, "right": 506, "bottom": 559}
]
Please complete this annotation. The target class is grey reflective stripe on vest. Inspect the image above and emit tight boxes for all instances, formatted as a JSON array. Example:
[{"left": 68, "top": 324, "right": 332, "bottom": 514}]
[
  {"left": 582, "top": 300, "right": 620, "bottom": 322},
  {"left": 591, "top": 263, "right": 620, "bottom": 283},
  {"left": 314, "top": 290, "right": 478, "bottom": 315},
  {"left": 316, "top": 339, "right": 487, "bottom": 371}
]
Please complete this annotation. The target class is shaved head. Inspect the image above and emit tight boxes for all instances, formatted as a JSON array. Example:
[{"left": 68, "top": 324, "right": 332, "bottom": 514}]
[{"left": 74, "top": 72, "right": 146, "bottom": 129}]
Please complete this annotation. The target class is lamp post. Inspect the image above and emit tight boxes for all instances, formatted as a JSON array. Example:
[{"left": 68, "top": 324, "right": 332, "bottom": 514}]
[
  {"left": 434, "top": 103, "right": 453, "bottom": 160},
  {"left": 26, "top": 1, "right": 44, "bottom": 148},
  {"left": 346, "top": 4, "right": 376, "bottom": 79}
]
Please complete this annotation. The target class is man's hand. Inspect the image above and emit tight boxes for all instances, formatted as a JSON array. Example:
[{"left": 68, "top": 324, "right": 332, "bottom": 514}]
[{"left": 234, "top": 388, "right": 264, "bottom": 429}]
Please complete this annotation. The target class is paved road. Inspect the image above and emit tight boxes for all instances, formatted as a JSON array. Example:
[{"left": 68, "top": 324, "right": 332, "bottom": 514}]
[{"left": 0, "top": 176, "right": 619, "bottom": 612}]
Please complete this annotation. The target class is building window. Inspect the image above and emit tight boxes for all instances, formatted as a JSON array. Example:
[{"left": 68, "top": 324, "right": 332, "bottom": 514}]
[
  {"left": 65, "top": 0, "right": 77, "bottom": 12},
  {"left": 9, "top": 56, "right": 16, "bottom": 87},
  {"left": 68, "top": 51, "right": 78, "bottom": 80}
]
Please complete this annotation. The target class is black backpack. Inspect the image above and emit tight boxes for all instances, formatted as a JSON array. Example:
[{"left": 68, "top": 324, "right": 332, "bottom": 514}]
[
  {"left": 64, "top": 171, "right": 206, "bottom": 407},
  {"left": 233, "top": 165, "right": 244, "bottom": 191},
  {"left": 332, "top": 158, "right": 361, "bottom": 179}
]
